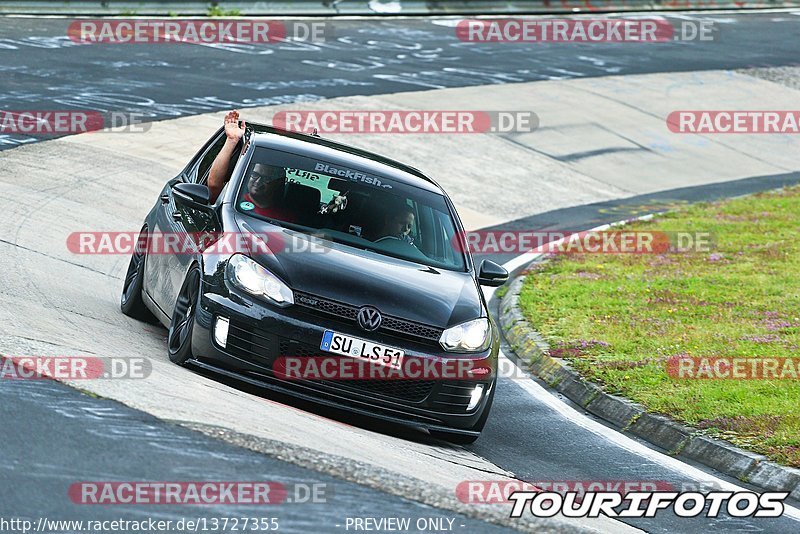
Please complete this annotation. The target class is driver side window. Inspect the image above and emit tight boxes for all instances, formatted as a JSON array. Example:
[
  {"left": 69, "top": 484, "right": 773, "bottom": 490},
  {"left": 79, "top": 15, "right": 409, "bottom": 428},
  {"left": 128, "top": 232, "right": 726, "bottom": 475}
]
[{"left": 194, "top": 134, "right": 228, "bottom": 184}]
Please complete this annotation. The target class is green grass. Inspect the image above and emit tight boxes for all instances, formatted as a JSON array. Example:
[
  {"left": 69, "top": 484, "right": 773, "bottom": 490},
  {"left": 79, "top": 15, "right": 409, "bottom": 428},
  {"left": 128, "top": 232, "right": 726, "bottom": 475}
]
[
  {"left": 207, "top": 4, "right": 242, "bottom": 17},
  {"left": 495, "top": 284, "right": 509, "bottom": 299},
  {"left": 518, "top": 186, "right": 800, "bottom": 467}
]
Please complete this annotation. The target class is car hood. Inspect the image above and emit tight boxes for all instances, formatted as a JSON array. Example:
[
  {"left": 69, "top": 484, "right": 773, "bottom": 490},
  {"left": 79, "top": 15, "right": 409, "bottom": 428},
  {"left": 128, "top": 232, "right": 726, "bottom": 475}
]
[{"left": 234, "top": 215, "right": 483, "bottom": 328}]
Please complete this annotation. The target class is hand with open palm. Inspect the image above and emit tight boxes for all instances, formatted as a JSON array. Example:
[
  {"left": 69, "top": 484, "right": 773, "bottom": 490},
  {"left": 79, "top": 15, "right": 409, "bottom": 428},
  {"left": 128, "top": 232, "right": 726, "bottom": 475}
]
[{"left": 224, "top": 109, "right": 246, "bottom": 142}]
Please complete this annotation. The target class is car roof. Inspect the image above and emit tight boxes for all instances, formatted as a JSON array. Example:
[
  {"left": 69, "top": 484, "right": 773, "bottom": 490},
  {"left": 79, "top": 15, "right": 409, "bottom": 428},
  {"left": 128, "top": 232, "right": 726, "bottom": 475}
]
[{"left": 245, "top": 122, "right": 444, "bottom": 194}]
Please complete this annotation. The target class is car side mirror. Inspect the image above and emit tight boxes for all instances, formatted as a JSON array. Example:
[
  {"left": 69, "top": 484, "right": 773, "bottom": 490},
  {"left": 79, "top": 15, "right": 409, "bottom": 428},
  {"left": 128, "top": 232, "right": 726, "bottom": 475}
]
[
  {"left": 173, "top": 182, "right": 211, "bottom": 210},
  {"left": 478, "top": 259, "right": 508, "bottom": 287}
]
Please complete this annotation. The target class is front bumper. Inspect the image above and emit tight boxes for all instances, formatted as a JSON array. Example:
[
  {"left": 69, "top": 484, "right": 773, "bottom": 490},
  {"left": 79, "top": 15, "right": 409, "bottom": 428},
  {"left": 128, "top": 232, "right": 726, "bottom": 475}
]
[{"left": 191, "top": 286, "right": 498, "bottom": 434}]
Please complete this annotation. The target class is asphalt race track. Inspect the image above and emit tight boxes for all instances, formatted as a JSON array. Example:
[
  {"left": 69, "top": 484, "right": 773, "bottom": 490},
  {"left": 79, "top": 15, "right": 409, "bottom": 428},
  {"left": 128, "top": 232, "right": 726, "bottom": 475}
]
[
  {"left": 0, "top": 379, "right": 512, "bottom": 533},
  {"left": 2, "top": 12, "right": 800, "bottom": 150},
  {"left": 2, "top": 10, "right": 800, "bottom": 534}
]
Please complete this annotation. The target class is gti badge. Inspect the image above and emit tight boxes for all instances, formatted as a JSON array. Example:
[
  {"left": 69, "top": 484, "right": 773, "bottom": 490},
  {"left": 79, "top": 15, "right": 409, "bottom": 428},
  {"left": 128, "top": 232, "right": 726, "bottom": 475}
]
[{"left": 357, "top": 306, "right": 382, "bottom": 332}]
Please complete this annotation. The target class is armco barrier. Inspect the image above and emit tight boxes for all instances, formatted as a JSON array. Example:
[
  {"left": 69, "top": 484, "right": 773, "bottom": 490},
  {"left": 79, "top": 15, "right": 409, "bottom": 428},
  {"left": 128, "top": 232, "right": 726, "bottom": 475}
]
[{"left": 2, "top": 0, "right": 800, "bottom": 15}]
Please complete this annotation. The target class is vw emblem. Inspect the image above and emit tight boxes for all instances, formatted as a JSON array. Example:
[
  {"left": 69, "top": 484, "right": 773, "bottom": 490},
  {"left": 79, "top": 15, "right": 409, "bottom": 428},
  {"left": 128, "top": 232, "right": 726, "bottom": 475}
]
[{"left": 357, "top": 306, "right": 382, "bottom": 332}]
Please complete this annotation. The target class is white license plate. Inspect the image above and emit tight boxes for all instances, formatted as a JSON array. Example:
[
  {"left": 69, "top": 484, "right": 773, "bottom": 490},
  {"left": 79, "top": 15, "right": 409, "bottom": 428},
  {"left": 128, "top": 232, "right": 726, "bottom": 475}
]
[{"left": 320, "top": 330, "right": 404, "bottom": 370}]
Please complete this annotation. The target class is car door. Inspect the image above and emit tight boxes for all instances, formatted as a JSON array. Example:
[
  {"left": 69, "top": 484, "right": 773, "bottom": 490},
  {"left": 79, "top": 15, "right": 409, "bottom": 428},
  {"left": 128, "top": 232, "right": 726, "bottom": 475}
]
[{"left": 145, "top": 129, "right": 226, "bottom": 315}]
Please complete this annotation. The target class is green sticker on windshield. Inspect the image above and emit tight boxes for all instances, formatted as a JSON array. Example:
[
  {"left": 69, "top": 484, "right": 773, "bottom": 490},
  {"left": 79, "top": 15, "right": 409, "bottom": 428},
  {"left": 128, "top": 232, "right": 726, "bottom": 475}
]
[{"left": 240, "top": 201, "right": 255, "bottom": 211}]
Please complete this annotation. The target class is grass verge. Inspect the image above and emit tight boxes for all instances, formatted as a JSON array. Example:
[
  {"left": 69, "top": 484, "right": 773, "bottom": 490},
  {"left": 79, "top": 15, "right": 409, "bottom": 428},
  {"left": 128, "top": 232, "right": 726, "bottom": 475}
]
[{"left": 518, "top": 186, "right": 800, "bottom": 467}]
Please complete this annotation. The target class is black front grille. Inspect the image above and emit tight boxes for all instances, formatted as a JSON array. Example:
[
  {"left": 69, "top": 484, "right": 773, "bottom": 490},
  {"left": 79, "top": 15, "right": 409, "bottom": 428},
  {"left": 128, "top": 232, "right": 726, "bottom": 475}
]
[
  {"left": 293, "top": 291, "right": 443, "bottom": 343},
  {"left": 279, "top": 340, "right": 435, "bottom": 403},
  {"left": 431, "top": 382, "right": 477, "bottom": 411},
  {"left": 226, "top": 321, "right": 279, "bottom": 366},
  {"left": 223, "top": 321, "right": 474, "bottom": 411},
  {"left": 336, "top": 378, "right": 435, "bottom": 403},
  {"left": 279, "top": 340, "right": 318, "bottom": 358},
  {"left": 295, "top": 293, "right": 358, "bottom": 321},
  {"left": 381, "top": 316, "right": 442, "bottom": 341}
]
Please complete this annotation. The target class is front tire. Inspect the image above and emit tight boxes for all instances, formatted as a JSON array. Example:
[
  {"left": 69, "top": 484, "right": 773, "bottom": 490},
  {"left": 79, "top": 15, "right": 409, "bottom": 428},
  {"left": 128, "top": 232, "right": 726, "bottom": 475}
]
[
  {"left": 168, "top": 266, "right": 201, "bottom": 366},
  {"left": 120, "top": 228, "right": 154, "bottom": 321}
]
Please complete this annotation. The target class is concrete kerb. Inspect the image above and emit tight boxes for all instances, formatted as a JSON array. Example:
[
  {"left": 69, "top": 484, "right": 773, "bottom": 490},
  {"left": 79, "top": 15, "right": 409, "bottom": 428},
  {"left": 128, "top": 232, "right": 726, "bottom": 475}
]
[
  {"left": 681, "top": 437, "right": 767, "bottom": 481},
  {"left": 747, "top": 462, "right": 800, "bottom": 493},
  {"left": 498, "top": 231, "right": 800, "bottom": 496}
]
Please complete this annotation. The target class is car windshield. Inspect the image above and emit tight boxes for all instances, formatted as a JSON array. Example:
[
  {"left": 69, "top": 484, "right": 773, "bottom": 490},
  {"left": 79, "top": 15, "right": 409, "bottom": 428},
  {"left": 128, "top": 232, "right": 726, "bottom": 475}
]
[{"left": 235, "top": 147, "right": 466, "bottom": 271}]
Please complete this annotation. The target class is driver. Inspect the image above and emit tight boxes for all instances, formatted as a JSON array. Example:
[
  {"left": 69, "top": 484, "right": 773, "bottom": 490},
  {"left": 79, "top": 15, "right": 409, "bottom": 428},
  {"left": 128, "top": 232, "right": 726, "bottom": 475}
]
[{"left": 379, "top": 205, "right": 415, "bottom": 245}]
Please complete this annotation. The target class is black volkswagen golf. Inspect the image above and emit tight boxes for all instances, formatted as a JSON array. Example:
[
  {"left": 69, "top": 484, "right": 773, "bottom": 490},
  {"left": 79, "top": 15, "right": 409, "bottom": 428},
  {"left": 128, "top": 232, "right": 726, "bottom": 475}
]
[{"left": 120, "top": 122, "right": 508, "bottom": 443}]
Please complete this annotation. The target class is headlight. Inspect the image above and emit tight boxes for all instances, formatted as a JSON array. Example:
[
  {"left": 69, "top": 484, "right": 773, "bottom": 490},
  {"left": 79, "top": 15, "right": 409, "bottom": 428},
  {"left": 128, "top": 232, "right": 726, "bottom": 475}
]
[
  {"left": 227, "top": 254, "right": 293, "bottom": 307},
  {"left": 439, "top": 318, "right": 491, "bottom": 353}
]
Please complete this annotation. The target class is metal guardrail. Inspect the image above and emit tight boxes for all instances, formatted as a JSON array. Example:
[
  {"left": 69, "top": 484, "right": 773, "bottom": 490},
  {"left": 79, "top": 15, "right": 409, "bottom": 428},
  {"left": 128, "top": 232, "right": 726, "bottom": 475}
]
[{"left": 2, "top": 0, "right": 799, "bottom": 15}]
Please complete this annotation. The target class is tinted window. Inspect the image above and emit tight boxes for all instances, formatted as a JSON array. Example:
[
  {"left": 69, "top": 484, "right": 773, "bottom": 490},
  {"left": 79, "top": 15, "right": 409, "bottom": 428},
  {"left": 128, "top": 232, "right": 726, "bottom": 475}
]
[{"left": 235, "top": 147, "right": 465, "bottom": 271}]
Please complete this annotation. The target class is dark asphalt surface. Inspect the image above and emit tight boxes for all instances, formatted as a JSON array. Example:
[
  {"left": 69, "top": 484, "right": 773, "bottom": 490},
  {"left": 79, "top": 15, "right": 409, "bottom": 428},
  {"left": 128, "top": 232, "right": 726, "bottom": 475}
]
[
  {"left": 3, "top": 12, "right": 800, "bottom": 534},
  {"left": 1, "top": 13, "right": 799, "bottom": 148},
  {"left": 0, "top": 377, "right": 513, "bottom": 533}
]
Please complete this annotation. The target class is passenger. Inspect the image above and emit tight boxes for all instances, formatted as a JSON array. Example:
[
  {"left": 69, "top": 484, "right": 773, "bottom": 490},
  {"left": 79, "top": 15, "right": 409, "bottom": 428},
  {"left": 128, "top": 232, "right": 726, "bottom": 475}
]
[
  {"left": 208, "top": 110, "right": 297, "bottom": 223},
  {"left": 243, "top": 163, "right": 295, "bottom": 222}
]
